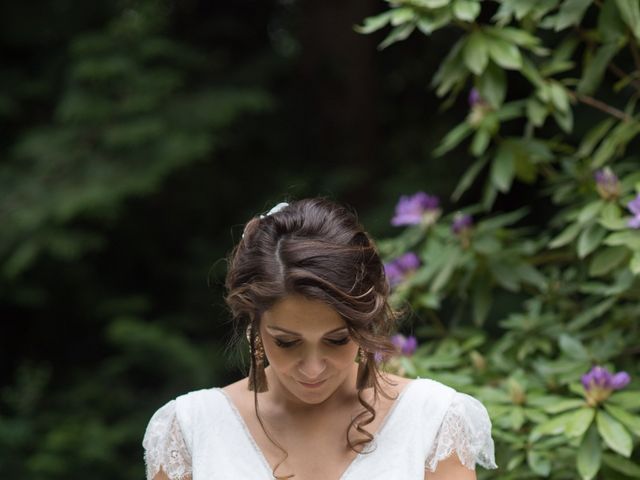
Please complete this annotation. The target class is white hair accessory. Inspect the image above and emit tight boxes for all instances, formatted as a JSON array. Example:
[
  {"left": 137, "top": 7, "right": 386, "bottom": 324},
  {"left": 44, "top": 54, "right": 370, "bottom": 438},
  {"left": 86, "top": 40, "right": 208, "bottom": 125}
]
[
  {"left": 242, "top": 202, "right": 289, "bottom": 238},
  {"left": 260, "top": 202, "right": 289, "bottom": 219}
]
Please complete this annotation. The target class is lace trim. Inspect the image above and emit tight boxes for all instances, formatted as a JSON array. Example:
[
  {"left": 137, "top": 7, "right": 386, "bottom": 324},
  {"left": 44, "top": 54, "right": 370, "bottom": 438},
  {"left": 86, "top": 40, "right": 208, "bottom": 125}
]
[
  {"left": 142, "top": 400, "right": 192, "bottom": 480},
  {"left": 425, "top": 392, "right": 497, "bottom": 472}
]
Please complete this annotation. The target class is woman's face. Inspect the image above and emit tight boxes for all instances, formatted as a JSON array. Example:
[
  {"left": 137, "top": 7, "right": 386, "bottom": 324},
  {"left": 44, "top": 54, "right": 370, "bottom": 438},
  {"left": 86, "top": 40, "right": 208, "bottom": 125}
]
[{"left": 259, "top": 294, "right": 359, "bottom": 405}]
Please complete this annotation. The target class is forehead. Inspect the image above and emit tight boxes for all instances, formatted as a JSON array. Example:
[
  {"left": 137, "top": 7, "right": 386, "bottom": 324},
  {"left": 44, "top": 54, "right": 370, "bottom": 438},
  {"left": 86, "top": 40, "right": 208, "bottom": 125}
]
[{"left": 262, "top": 294, "right": 346, "bottom": 334}]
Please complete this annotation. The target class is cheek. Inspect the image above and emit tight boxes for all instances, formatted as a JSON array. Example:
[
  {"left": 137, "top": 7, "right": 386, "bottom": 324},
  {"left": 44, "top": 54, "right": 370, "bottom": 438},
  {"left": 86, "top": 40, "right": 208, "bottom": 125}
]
[
  {"left": 263, "top": 342, "right": 295, "bottom": 370},
  {"left": 332, "top": 343, "right": 360, "bottom": 368}
]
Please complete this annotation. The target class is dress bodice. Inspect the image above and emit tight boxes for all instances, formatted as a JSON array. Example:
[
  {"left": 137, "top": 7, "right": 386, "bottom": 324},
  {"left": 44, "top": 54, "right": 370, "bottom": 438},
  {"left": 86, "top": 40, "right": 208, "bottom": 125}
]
[{"left": 143, "top": 378, "right": 498, "bottom": 479}]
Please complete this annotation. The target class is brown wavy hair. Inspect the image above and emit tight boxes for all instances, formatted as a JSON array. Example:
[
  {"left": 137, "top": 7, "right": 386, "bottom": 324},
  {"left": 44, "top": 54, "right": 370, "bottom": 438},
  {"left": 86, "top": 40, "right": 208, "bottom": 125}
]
[{"left": 224, "top": 197, "right": 400, "bottom": 479}]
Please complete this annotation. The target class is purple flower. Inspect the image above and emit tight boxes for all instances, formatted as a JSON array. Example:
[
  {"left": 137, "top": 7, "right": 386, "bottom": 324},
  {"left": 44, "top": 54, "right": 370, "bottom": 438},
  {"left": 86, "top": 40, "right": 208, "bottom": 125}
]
[
  {"left": 452, "top": 213, "right": 473, "bottom": 234},
  {"left": 383, "top": 261, "right": 404, "bottom": 287},
  {"left": 627, "top": 194, "right": 640, "bottom": 229},
  {"left": 582, "top": 365, "right": 631, "bottom": 405},
  {"left": 468, "top": 88, "right": 482, "bottom": 107},
  {"left": 594, "top": 168, "right": 620, "bottom": 200},
  {"left": 391, "top": 192, "right": 440, "bottom": 226},
  {"left": 384, "top": 252, "right": 421, "bottom": 287},
  {"left": 391, "top": 334, "right": 418, "bottom": 356}
]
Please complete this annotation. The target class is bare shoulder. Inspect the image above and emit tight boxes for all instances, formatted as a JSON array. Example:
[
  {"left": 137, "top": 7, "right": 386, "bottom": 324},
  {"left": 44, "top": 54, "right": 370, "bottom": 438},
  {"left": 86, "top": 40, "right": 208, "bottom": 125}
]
[
  {"left": 221, "top": 376, "right": 249, "bottom": 394},
  {"left": 377, "top": 372, "right": 413, "bottom": 400},
  {"left": 220, "top": 377, "right": 251, "bottom": 407}
]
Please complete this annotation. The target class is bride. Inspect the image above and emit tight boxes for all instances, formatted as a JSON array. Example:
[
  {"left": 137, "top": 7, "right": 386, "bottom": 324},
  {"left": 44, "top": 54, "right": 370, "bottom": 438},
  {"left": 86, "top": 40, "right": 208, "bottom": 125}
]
[{"left": 143, "top": 198, "right": 497, "bottom": 479}]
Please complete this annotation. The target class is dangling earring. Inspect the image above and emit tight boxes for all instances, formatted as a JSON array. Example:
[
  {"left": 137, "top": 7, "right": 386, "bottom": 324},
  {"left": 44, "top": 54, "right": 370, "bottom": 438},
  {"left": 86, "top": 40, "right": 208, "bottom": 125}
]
[
  {"left": 356, "top": 346, "right": 374, "bottom": 389},
  {"left": 247, "top": 326, "right": 269, "bottom": 392}
]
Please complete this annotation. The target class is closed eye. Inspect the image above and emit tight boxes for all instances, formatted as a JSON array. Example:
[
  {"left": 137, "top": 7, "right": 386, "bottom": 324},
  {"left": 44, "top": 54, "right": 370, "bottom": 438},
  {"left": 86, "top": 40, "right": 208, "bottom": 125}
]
[
  {"left": 274, "top": 338, "right": 298, "bottom": 348},
  {"left": 273, "top": 337, "right": 351, "bottom": 348}
]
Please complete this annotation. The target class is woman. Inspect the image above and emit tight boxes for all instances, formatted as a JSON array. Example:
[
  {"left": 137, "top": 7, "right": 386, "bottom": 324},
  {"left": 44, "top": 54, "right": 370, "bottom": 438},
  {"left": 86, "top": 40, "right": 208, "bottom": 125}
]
[{"left": 143, "top": 198, "right": 497, "bottom": 479}]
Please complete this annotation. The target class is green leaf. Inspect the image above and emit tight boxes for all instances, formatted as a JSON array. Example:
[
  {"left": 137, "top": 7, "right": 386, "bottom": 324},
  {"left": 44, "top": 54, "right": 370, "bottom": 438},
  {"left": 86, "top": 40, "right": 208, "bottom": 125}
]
[
  {"left": 549, "top": 82, "right": 570, "bottom": 113},
  {"left": 577, "top": 223, "right": 607, "bottom": 258},
  {"left": 429, "top": 254, "right": 458, "bottom": 293},
  {"left": 589, "top": 246, "right": 629, "bottom": 276},
  {"left": 355, "top": 11, "right": 394, "bottom": 34},
  {"left": 526, "top": 98, "right": 547, "bottom": 127},
  {"left": 453, "top": 0, "right": 481, "bottom": 22},
  {"left": 421, "top": 0, "right": 449, "bottom": 7},
  {"left": 378, "top": 23, "right": 415, "bottom": 50},
  {"left": 577, "top": 42, "right": 621, "bottom": 95},
  {"left": 432, "top": 38, "right": 467, "bottom": 96},
  {"left": 555, "top": 0, "right": 593, "bottom": 30},
  {"left": 486, "top": 26, "right": 540, "bottom": 48},
  {"left": 559, "top": 334, "right": 590, "bottom": 361},
  {"left": 416, "top": 10, "right": 453, "bottom": 35},
  {"left": 472, "top": 277, "right": 492, "bottom": 326},
  {"left": 630, "top": 251, "right": 640, "bottom": 275},
  {"left": 470, "top": 128, "right": 491, "bottom": 156},
  {"left": 577, "top": 424, "right": 602, "bottom": 480},
  {"left": 489, "top": 259, "right": 521, "bottom": 291},
  {"left": 549, "top": 222, "right": 581, "bottom": 249},
  {"left": 552, "top": 106, "right": 574, "bottom": 133},
  {"left": 390, "top": 7, "right": 416, "bottom": 26},
  {"left": 591, "top": 121, "right": 640, "bottom": 168},
  {"left": 464, "top": 31, "right": 489, "bottom": 75},
  {"left": 434, "top": 121, "right": 472, "bottom": 156},
  {"left": 514, "top": 262, "right": 547, "bottom": 289},
  {"left": 598, "top": 202, "right": 627, "bottom": 231},
  {"left": 527, "top": 450, "right": 551, "bottom": 476},
  {"left": 521, "top": 57, "right": 546, "bottom": 89},
  {"left": 566, "top": 407, "right": 596, "bottom": 438},
  {"left": 507, "top": 454, "right": 526, "bottom": 471},
  {"left": 599, "top": 0, "right": 627, "bottom": 43},
  {"left": 609, "top": 391, "right": 640, "bottom": 411},
  {"left": 478, "top": 62, "right": 506, "bottom": 108},
  {"left": 491, "top": 144, "right": 515, "bottom": 192},
  {"left": 605, "top": 403, "right": 640, "bottom": 436},
  {"left": 577, "top": 118, "right": 616, "bottom": 158},
  {"left": 615, "top": 0, "right": 640, "bottom": 41},
  {"left": 602, "top": 452, "right": 640, "bottom": 477},
  {"left": 486, "top": 36, "right": 523, "bottom": 69},
  {"left": 543, "top": 399, "right": 587, "bottom": 414},
  {"left": 596, "top": 410, "right": 633, "bottom": 457},
  {"left": 578, "top": 201, "right": 605, "bottom": 225},
  {"left": 567, "top": 297, "right": 616, "bottom": 331},
  {"left": 530, "top": 410, "right": 581, "bottom": 441},
  {"left": 451, "top": 156, "right": 489, "bottom": 201},
  {"left": 604, "top": 231, "right": 640, "bottom": 250}
]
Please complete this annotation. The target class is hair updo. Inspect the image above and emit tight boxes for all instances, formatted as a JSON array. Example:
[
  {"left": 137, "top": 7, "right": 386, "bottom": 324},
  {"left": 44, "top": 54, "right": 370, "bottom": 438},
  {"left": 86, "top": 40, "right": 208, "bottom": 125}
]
[
  {"left": 225, "top": 197, "right": 398, "bottom": 370},
  {"left": 224, "top": 197, "right": 400, "bottom": 477}
]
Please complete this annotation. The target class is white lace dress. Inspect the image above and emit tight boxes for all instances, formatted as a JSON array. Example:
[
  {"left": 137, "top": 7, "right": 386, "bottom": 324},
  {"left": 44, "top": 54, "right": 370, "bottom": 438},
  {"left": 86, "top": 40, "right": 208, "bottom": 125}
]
[{"left": 143, "top": 377, "right": 498, "bottom": 479}]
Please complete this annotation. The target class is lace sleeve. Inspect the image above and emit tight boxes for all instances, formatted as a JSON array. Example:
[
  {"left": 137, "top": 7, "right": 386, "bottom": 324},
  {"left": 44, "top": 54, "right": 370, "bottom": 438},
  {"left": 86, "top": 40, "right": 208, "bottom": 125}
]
[
  {"left": 425, "top": 392, "right": 497, "bottom": 472},
  {"left": 142, "top": 400, "right": 192, "bottom": 480}
]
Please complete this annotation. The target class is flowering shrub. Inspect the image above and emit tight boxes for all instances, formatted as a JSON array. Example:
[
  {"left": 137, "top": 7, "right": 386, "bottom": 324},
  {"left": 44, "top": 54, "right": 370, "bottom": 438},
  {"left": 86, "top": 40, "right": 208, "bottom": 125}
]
[{"left": 362, "top": 0, "right": 640, "bottom": 478}]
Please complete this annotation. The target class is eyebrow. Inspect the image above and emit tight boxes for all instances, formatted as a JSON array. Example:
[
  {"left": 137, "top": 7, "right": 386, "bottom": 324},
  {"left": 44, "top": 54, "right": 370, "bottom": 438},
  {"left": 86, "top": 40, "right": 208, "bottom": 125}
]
[{"left": 266, "top": 325, "right": 349, "bottom": 336}]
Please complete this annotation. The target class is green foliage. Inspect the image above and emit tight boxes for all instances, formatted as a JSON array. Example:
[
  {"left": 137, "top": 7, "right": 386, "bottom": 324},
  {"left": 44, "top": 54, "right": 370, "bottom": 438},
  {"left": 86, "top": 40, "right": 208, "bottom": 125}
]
[
  {"left": 0, "top": 1, "right": 271, "bottom": 280},
  {"left": 361, "top": 0, "right": 640, "bottom": 477}
]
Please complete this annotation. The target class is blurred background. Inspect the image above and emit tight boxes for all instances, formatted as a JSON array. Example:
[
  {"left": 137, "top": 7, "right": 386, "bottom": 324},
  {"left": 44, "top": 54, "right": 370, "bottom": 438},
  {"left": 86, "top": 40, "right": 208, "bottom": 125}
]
[
  {"left": 0, "top": 0, "right": 472, "bottom": 477},
  {"left": 7, "top": 0, "right": 638, "bottom": 477}
]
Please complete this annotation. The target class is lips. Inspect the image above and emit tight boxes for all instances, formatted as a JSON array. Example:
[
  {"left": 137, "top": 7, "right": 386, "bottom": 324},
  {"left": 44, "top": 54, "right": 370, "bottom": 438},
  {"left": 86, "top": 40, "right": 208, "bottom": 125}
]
[{"left": 298, "top": 379, "right": 326, "bottom": 388}]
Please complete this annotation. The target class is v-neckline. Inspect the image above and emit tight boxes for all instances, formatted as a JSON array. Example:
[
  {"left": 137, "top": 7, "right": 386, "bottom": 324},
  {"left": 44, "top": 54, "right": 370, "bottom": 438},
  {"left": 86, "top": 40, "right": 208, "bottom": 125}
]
[{"left": 215, "top": 379, "right": 417, "bottom": 480}]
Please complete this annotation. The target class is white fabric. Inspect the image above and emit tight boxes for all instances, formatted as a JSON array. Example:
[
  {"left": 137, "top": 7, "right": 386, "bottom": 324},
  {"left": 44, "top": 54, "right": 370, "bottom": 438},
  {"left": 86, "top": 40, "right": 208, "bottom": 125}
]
[
  {"left": 142, "top": 400, "right": 192, "bottom": 480},
  {"left": 142, "top": 378, "right": 497, "bottom": 480}
]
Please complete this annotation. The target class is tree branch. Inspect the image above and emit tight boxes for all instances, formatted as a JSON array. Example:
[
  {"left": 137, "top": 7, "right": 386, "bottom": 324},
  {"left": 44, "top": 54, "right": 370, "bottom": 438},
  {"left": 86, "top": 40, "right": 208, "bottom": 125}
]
[
  {"left": 567, "top": 90, "right": 634, "bottom": 122},
  {"left": 608, "top": 62, "right": 640, "bottom": 94}
]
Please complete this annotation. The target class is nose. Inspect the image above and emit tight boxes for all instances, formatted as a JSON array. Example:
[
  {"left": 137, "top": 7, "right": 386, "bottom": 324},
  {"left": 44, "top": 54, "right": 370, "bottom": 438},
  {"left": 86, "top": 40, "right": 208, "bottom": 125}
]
[{"left": 298, "top": 349, "right": 327, "bottom": 381}]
